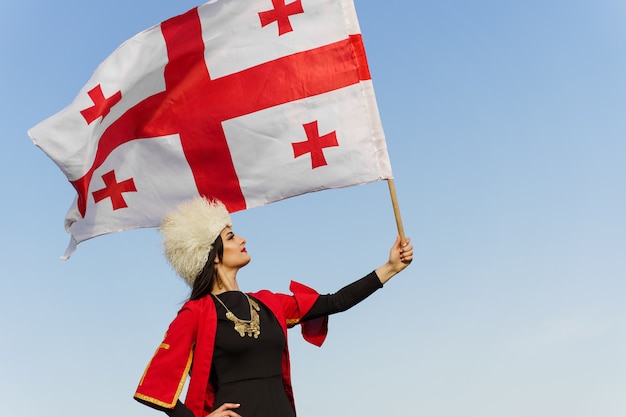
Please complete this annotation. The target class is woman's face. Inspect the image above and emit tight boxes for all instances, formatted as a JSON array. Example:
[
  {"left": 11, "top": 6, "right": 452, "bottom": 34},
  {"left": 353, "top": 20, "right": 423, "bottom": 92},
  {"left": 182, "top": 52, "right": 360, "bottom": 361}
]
[{"left": 217, "top": 227, "right": 250, "bottom": 269}]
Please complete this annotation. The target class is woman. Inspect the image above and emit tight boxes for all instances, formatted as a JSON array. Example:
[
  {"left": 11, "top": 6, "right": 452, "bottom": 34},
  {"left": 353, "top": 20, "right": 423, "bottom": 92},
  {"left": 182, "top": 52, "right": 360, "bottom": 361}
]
[{"left": 134, "top": 197, "right": 413, "bottom": 417}]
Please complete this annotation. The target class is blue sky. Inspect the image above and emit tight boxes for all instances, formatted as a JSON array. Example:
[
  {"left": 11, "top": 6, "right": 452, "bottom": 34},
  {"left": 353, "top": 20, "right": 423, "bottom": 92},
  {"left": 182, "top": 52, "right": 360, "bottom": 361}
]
[{"left": 1, "top": 1, "right": 625, "bottom": 416}]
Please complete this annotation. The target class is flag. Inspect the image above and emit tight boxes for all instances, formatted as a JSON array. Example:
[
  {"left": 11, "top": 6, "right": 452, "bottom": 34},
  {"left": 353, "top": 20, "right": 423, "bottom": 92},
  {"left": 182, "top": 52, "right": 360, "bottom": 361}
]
[{"left": 28, "top": 0, "right": 393, "bottom": 258}]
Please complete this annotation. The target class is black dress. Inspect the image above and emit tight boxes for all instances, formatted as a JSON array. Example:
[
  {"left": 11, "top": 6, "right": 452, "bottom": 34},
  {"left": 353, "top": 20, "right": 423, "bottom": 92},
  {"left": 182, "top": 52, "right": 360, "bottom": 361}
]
[
  {"left": 165, "top": 272, "right": 382, "bottom": 417},
  {"left": 210, "top": 291, "right": 295, "bottom": 417}
]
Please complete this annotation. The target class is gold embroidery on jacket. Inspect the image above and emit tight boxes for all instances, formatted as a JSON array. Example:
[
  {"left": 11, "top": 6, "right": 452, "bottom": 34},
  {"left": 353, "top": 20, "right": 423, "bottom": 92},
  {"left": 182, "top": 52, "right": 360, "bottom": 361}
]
[
  {"left": 135, "top": 346, "right": 194, "bottom": 409},
  {"left": 139, "top": 336, "right": 171, "bottom": 386}
]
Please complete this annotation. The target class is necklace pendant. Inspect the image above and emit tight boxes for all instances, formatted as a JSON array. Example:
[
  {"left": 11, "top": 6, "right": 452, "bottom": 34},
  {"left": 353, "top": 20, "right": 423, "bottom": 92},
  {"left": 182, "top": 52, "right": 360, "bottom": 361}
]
[
  {"left": 233, "top": 322, "right": 247, "bottom": 337},
  {"left": 216, "top": 293, "right": 262, "bottom": 339}
]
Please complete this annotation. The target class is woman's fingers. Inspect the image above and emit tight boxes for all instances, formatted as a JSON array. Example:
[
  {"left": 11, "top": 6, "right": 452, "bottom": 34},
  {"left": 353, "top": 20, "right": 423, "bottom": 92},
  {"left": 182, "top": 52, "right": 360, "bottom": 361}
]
[
  {"left": 400, "top": 238, "right": 413, "bottom": 263},
  {"left": 394, "top": 236, "right": 412, "bottom": 265}
]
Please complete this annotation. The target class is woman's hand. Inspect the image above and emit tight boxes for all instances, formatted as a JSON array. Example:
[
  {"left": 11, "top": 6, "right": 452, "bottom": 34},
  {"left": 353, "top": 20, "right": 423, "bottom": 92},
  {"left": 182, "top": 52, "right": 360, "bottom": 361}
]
[
  {"left": 375, "top": 236, "right": 413, "bottom": 284},
  {"left": 206, "top": 403, "right": 242, "bottom": 417}
]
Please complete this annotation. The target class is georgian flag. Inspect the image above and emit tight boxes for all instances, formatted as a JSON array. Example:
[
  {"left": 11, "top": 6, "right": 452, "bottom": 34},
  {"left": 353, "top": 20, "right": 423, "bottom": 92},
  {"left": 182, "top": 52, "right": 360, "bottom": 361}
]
[{"left": 28, "top": 0, "right": 392, "bottom": 258}]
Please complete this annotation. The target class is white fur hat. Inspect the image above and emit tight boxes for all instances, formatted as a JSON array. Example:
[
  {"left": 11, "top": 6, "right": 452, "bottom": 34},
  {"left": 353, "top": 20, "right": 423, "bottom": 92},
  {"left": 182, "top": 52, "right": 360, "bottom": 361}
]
[{"left": 159, "top": 197, "right": 232, "bottom": 286}]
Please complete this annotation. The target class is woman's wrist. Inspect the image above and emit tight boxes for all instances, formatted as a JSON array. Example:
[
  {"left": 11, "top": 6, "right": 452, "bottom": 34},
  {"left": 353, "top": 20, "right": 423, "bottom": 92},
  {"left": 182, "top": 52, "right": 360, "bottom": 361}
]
[{"left": 374, "top": 263, "right": 397, "bottom": 285}]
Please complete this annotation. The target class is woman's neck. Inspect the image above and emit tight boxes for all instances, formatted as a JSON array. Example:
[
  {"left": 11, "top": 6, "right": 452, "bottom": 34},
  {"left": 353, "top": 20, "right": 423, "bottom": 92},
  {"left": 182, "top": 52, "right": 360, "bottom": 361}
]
[{"left": 212, "top": 268, "right": 240, "bottom": 294}]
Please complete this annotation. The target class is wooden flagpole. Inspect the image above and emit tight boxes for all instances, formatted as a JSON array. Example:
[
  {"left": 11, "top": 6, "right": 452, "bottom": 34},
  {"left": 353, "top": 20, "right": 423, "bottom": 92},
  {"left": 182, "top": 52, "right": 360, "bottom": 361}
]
[{"left": 387, "top": 179, "right": 406, "bottom": 242}]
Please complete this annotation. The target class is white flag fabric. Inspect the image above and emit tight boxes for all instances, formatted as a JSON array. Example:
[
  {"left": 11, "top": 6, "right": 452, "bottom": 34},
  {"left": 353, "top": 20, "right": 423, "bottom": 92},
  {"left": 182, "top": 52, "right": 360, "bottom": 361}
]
[{"left": 28, "top": 0, "right": 392, "bottom": 258}]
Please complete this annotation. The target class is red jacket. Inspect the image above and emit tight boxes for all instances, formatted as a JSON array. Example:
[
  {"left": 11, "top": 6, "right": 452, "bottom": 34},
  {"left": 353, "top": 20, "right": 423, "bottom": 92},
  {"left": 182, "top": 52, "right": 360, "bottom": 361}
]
[{"left": 134, "top": 281, "right": 327, "bottom": 417}]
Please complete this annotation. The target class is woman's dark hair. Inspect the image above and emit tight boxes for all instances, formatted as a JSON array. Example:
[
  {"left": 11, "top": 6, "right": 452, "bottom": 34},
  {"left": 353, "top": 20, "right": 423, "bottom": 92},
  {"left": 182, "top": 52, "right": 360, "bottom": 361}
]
[{"left": 189, "top": 235, "right": 224, "bottom": 300}]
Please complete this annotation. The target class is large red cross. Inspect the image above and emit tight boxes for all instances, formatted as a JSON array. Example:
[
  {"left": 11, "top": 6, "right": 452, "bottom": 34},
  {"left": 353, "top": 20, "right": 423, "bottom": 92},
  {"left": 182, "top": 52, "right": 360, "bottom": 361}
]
[
  {"left": 72, "top": 7, "right": 371, "bottom": 217},
  {"left": 292, "top": 121, "right": 338, "bottom": 169},
  {"left": 259, "top": 0, "right": 304, "bottom": 36},
  {"left": 92, "top": 170, "right": 137, "bottom": 210}
]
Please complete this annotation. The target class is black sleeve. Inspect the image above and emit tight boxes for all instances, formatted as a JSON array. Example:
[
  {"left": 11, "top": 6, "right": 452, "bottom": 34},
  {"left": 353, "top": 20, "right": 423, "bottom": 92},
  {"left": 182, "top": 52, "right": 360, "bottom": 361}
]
[
  {"left": 301, "top": 271, "right": 383, "bottom": 322},
  {"left": 135, "top": 399, "right": 194, "bottom": 417},
  {"left": 164, "top": 401, "right": 195, "bottom": 417}
]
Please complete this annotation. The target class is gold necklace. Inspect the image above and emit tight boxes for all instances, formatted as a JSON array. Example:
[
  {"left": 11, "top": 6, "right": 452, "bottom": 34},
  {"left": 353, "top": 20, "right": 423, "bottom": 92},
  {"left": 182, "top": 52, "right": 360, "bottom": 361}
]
[{"left": 214, "top": 293, "right": 261, "bottom": 338}]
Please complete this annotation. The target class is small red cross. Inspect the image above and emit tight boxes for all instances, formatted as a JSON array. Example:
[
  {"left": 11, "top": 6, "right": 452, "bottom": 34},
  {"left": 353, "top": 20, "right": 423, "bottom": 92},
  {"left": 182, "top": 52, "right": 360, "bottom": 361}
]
[
  {"left": 258, "top": 0, "right": 304, "bottom": 36},
  {"left": 292, "top": 121, "right": 339, "bottom": 169},
  {"left": 92, "top": 170, "right": 137, "bottom": 210},
  {"left": 80, "top": 84, "right": 122, "bottom": 124}
]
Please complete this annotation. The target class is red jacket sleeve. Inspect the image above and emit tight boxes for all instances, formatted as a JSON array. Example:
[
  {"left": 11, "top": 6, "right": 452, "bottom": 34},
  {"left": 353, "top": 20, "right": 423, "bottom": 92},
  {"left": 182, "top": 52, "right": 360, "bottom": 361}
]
[
  {"left": 253, "top": 281, "right": 328, "bottom": 347},
  {"left": 289, "top": 280, "right": 328, "bottom": 347},
  {"left": 134, "top": 304, "right": 198, "bottom": 409}
]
